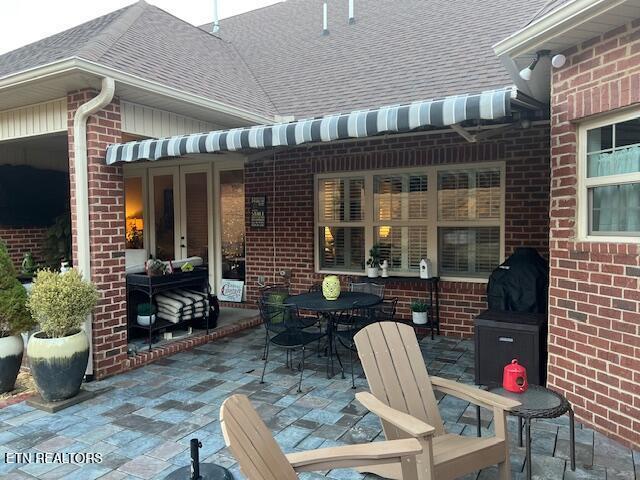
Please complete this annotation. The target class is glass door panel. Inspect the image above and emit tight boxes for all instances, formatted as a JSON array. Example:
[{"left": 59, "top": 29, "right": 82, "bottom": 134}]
[
  {"left": 151, "top": 173, "right": 177, "bottom": 261},
  {"left": 181, "top": 171, "right": 210, "bottom": 262},
  {"left": 220, "top": 170, "right": 245, "bottom": 280}
]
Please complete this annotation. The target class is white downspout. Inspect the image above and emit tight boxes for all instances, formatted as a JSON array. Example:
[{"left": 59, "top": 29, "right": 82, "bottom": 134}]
[{"left": 73, "top": 77, "right": 115, "bottom": 377}]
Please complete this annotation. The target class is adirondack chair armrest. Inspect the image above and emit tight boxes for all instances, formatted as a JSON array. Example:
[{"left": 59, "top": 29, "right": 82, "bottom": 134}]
[
  {"left": 355, "top": 391, "right": 437, "bottom": 437},
  {"left": 430, "top": 376, "right": 521, "bottom": 411},
  {"left": 286, "top": 438, "right": 422, "bottom": 472}
]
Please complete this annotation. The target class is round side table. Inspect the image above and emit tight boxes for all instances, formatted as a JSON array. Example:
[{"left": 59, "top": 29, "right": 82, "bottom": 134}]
[{"left": 477, "top": 385, "right": 576, "bottom": 480}]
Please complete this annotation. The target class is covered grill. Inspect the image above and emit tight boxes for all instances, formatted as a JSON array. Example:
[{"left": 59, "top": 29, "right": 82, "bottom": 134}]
[{"left": 475, "top": 248, "right": 549, "bottom": 387}]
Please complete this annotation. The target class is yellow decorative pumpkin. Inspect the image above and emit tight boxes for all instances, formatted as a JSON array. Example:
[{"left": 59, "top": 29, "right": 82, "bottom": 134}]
[{"left": 322, "top": 275, "right": 341, "bottom": 300}]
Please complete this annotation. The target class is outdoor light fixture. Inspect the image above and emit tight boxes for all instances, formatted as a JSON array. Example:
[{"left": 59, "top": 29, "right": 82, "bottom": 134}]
[
  {"left": 519, "top": 50, "right": 550, "bottom": 81},
  {"left": 552, "top": 53, "right": 567, "bottom": 68},
  {"left": 519, "top": 50, "right": 565, "bottom": 80}
]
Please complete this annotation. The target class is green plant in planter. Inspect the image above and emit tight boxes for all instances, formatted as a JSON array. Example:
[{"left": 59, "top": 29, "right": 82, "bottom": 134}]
[
  {"left": 26, "top": 269, "right": 99, "bottom": 402},
  {"left": 366, "top": 244, "right": 382, "bottom": 268},
  {"left": 27, "top": 269, "right": 99, "bottom": 339},
  {"left": 0, "top": 241, "right": 36, "bottom": 393},
  {"left": 42, "top": 213, "right": 72, "bottom": 269},
  {"left": 410, "top": 300, "right": 428, "bottom": 312},
  {"left": 0, "top": 242, "right": 35, "bottom": 337}
]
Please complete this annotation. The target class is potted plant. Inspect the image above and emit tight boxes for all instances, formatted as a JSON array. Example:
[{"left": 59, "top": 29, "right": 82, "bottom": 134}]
[
  {"left": 26, "top": 269, "right": 99, "bottom": 402},
  {"left": 0, "top": 242, "right": 36, "bottom": 394},
  {"left": 411, "top": 300, "right": 429, "bottom": 325},
  {"left": 367, "top": 244, "right": 381, "bottom": 278}
]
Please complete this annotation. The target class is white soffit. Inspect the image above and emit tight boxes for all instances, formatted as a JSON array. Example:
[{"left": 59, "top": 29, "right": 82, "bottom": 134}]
[{"left": 495, "top": 0, "right": 640, "bottom": 58}]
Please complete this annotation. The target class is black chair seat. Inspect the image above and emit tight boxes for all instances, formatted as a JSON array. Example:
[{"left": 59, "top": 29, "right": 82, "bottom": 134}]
[{"left": 271, "top": 330, "right": 325, "bottom": 348}]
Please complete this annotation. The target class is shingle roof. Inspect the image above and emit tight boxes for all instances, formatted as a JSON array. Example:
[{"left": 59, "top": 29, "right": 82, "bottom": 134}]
[
  {"left": 204, "top": 0, "right": 548, "bottom": 118},
  {"left": 0, "top": 1, "right": 276, "bottom": 117},
  {"left": 0, "top": 0, "right": 549, "bottom": 120}
]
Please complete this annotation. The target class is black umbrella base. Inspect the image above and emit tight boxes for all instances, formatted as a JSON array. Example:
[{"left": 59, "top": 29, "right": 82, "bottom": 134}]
[{"left": 163, "top": 464, "right": 233, "bottom": 480}]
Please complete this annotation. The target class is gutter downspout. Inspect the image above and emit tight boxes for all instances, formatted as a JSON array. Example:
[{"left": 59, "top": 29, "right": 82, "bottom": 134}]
[{"left": 73, "top": 77, "right": 116, "bottom": 377}]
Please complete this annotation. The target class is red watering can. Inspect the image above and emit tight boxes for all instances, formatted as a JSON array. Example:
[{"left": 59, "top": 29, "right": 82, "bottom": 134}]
[{"left": 503, "top": 359, "right": 528, "bottom": 393}]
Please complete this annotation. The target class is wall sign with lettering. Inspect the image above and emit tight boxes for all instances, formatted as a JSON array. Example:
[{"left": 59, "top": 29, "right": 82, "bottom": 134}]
[
  {"left": 219, "top": 279, "right": 244, "bottom": 302},
  {"left": 250, "top": 196, "right": 267, "bottom": 228}
]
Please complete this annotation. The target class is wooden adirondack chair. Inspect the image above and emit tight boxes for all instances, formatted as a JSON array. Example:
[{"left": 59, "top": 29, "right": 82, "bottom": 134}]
[
  {"left": 353, "top": 322, "right": 521, "bottom": 480},
  {"left": 220, "top": 394, "right": 424, "bottom": 480}
]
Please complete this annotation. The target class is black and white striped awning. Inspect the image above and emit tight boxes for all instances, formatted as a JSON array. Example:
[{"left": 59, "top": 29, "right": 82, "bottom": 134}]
[{"left": 106, "top": 87, "right": 520, "bottom": 164}]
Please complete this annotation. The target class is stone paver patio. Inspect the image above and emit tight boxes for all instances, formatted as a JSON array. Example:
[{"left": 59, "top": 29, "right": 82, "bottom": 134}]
[{"left": 0, "top": 325, "right": 638, "bottom": 480}]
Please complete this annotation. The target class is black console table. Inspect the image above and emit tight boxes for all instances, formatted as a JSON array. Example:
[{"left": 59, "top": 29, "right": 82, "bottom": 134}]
[
  {"left": 357, "top": 276, "right": 440, "bottom": 339},
  {"left": 126, "top": 266, "right": 213, "bottom": 352}
]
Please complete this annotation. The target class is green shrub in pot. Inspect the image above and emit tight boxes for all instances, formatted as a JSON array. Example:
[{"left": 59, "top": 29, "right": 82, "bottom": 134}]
[
  {"left": 0, "top": 241, "right": 36, "bottom": 393},
  {"left": 26, "top": 269, "right": 99, "bottom": 402},
  {"left": 410, "top": 300, "right": 429, "bottom": 325}
]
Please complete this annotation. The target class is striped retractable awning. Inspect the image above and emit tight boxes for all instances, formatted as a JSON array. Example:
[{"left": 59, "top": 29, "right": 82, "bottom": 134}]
[{"left": 106, "top": 87, "right": 516, "bottom": 164}]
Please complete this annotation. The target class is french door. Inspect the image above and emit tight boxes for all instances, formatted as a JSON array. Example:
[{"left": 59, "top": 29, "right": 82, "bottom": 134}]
[{"left": 149, "top": 166, "right": 213, "bottom": 269}]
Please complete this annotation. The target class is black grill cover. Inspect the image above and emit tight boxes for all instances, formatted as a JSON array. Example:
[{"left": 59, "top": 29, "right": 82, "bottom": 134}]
[{"left": 487, "top": 248, "right": 549, "bottom": 313}]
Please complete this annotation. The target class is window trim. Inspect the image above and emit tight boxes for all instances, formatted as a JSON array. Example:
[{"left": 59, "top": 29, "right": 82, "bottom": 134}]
[
  {"left": 314, "top": 162, "right": 506, "bottom": 281},
  {"left": 577, "top": 107, "right": 640, "bottom": 243}
]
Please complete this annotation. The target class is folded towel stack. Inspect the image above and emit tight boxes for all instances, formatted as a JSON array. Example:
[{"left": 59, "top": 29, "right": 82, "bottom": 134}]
[{"left": 155, "top": 289, "right": 209, "bottom": 324}]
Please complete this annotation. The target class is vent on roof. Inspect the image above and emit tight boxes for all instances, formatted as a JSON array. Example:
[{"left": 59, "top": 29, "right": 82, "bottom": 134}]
[
  {"left": 322, "top": 1, "right": 329, "bottom": 35},
  {"left": 212, "top": 0, "right": 220, "bottom": 33},
  {"left": 349, "top": 0, "right": 355, "bottom": 24}
]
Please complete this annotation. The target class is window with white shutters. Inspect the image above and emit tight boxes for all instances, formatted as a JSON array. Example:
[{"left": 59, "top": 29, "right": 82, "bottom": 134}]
[
  {"left": 317, "top": 177, "right": 365, "bottom": 271},
  {"left": 316, "top": 164, "right": 504, "bottom": 279}
]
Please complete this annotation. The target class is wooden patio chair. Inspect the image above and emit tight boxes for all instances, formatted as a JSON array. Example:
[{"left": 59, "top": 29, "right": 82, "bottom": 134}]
[
  {"left": 353, "top": 322, "right": 521, "bottom": 480},
  {"left": 220, "top": 394, "right": 423, "bottom": 480}
]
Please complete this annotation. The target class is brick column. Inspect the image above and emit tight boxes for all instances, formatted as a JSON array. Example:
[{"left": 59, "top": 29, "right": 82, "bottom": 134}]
[{"left": 68, "top": 90, "right": 127, "bottom": 379}]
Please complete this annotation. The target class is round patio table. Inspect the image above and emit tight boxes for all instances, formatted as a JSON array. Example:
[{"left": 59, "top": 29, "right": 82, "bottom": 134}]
[
  {"left": 286, "top": 291, "right": 382, "bottom": 378},
  {"left": 482, "top": 385, "right": 576, "bottom": 480}
]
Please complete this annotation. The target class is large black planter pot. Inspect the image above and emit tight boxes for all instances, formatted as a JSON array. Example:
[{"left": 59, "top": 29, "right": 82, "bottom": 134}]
[
  {"left": 27, "top": 330, "right": 89, "bottom": 402},
  {"left": 0, "top": 335, "right": 24, "bottom": 394}
]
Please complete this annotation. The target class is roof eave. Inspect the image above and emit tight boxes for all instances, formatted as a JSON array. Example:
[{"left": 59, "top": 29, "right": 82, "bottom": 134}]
[
  {"left": 0, "top": 57, "right": 277, "bottom": 125},
  {"left": 493, "top": 0, "right": 629, "bottom": 58}
]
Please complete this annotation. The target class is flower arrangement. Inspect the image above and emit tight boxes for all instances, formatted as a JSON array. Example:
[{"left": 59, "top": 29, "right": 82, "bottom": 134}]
[
  {"left": 26, "top": 269, "right": 99, "bottom": 339},
  {"left": 410, "top": 300, "right": 428, "bottom": 312}
]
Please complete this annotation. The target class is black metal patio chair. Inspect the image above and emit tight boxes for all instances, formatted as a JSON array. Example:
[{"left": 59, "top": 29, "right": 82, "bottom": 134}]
[
  {"left": 349, "top": 282, "right": 385, "bottom": 298},
  {"left": 258, "top": 300, "right": 326, "bottom": 393},
  {"left": 334, "top": 297, "right": 399, "bottom": 388}
]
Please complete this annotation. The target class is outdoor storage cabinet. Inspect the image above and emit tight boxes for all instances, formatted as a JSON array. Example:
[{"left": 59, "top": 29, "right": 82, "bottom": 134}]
[{"left": 474, "top": 310, "right": 547, "bottom": 387}]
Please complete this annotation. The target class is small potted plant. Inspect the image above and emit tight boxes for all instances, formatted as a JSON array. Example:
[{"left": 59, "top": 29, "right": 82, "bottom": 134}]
[
  {"left": 367, "top": 244, "right": 381, "bottom": 278},
  {"left": 26, "top": 269, "right": 99, "bottom": 402},
  {"left": 411, "top": 300, "right": 429, "bottom": 325},
  {"left": 0, "top": 242, "right": 36, "bottom": 394}
]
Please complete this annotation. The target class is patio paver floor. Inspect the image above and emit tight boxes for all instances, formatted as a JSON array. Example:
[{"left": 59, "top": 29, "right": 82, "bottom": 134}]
[{"left": 0, "top": 326, "right": 637, "bottom": 479}]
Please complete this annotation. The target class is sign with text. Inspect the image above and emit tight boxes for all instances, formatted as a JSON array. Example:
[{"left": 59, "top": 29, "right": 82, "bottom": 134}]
[
  {"left": 219, "top": 279, "right": 244, "bottom": 302},
  {"left": 250, "top": 196, "right": 267, "bottom": 228}
]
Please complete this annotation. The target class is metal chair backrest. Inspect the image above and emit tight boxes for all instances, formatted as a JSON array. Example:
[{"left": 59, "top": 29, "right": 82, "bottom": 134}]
[
  {"left": 354, "top": 322, "right": 445, "bottom": 439},
  {"left": 221, "top": 394, "right": 298, "bottom": 480},
  {"left": 349, "top": 282, "right": 385, "bottom": 298},
  {"left": 259, "top": 301, "right": 305, "bottom": 334},
  {"left": 369, "top": 297, "right": 398, "bottom": 322},
  {"left": 260, "top": 284, "right": 290, "bottom": 303},
  {"left": 308, "top": 282, "right": 322, "bottom": 293}
]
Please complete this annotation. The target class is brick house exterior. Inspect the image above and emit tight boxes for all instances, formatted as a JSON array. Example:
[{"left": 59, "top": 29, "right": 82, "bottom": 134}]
[
  {"left": 245, "top": 125, "right": 551, "bottom": 337},
  {"left": 0, "top": 226, "right": 48, "bottom": 269},
  {"left": 547, "top": 19, "right": 640, "bottom": 449},
  {"left": 67, "top": 90, "right": 128, "bottom": 379}
]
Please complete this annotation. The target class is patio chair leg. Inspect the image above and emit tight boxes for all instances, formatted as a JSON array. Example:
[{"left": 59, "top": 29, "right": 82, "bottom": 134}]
[
  {"left": 334, "top": 341, "right": 345, "bottom": 379},
  {"left": 297, "top": 346, "right": 305, "bottom": 393},
  {"left": 350, "top": 346, "right": 355, "bottom": 389},
  {"left": 262, "top": 331, "right": 268, "bottom": 360},
  {"left": 260, "top": 340, "right": 270, "bottom": 384}
]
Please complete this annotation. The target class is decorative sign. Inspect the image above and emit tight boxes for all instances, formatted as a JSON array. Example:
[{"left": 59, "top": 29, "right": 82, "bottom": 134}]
[
  {"left": 219, "top": 279, "right": 244, "bottom": 302},
  {"left": 250, "top": 196, "right": 267, "bottom": 228}
]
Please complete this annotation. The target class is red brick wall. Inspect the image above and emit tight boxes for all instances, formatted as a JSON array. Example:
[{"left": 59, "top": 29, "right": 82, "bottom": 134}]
[
  {"left": 0, "top": 226, "right": 48, "bottom": 269},
  {"left": 549, "top": 19, "right": 640, "bottom": 449},
  {"left": 245, "top": 125, "right": 550, "bottom": 336},
  {"left": 67, "top": 91, "right": 127, "bottom": 379}
]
